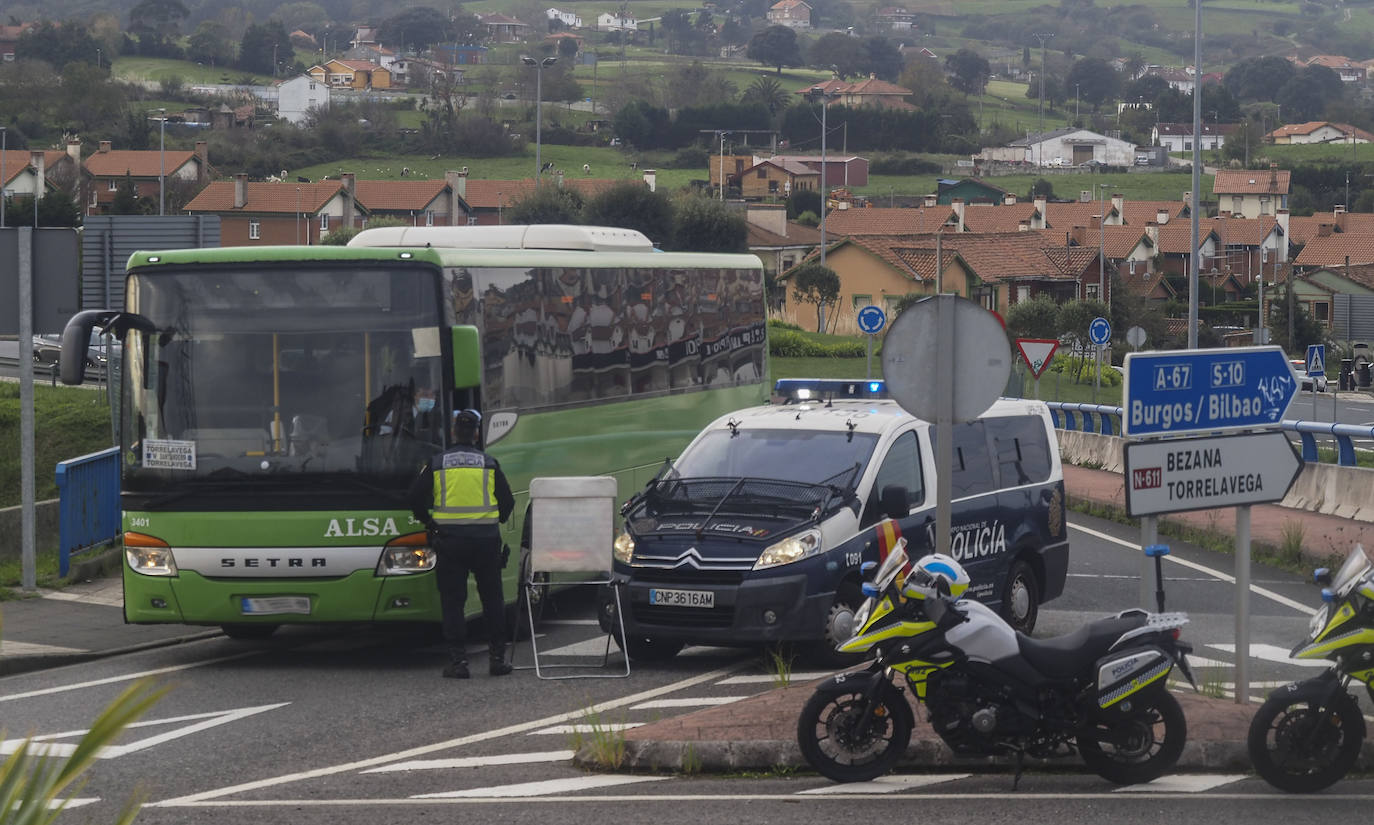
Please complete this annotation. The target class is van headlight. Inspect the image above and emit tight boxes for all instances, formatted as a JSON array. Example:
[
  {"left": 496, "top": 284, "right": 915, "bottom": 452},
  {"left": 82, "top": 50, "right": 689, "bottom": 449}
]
[
  {"left": 613, "top": 532, "right": 635, "bottom": 564},
  {"left": 755, "top": 529, "right": 822, "bottom": 570},
  {"left": 125, "top": 532, "right": 177, "bottom": 576}
]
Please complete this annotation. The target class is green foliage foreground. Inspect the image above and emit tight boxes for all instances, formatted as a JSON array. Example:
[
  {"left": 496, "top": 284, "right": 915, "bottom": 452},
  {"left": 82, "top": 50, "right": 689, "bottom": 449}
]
[{"left": 0, "top": 679, "right": 163, "bottom": 824}]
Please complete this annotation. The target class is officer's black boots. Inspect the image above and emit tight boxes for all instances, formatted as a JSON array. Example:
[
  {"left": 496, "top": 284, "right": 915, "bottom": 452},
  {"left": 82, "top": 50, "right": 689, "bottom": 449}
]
[
  {"left": 489, "top": 644, "right": 512, "bottom": 676},
  {"left": 443, "top": 657, "right": 471, "bottom": 679}
]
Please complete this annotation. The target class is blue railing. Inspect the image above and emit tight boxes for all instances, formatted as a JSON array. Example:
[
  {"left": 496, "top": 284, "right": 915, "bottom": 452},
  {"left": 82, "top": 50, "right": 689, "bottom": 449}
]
[
  {"left": 1045, "top": 402, "right": 1374, "bottom": 467},
  {"left": 55, "top": 447, "right": 121, "bottom": 577}
]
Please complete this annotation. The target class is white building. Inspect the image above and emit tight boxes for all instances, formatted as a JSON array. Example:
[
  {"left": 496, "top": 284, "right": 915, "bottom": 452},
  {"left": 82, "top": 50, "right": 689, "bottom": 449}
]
[
  {"left": 596, "top": 12, "right": 637, "bottom": 31},
  {"left": 1000, "top": 127, "right": 1137, "bottom": 167},
  {"left": 547, "top": 8, "right": 582, "bottom": 28},
  {"left": 278, "top": 75, "right": 330, "bottom": 125},
  {"left": 1152, "top": 123, "right": 1232, "bottom": 152}
]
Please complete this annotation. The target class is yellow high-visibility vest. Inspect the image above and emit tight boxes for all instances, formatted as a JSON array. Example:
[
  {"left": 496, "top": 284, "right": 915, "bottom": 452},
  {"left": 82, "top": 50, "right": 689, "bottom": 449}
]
[{"left": 431, "top": 448, "right": 499, "bottom": 525}]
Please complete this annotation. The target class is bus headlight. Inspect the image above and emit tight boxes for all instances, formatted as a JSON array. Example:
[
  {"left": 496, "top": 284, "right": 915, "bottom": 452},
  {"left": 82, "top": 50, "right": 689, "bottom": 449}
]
[
  {"left": 613, "top": 532, "right": 635, "bottom": 564},
  {"left": 377, "top": 532, "right": 437, "bottom": 576},
  {"left": 755, "top": 529, "right": 822, "bottom": 570},
  {"left": 125, "top": 532, "right": 177, "bottom": 576}
]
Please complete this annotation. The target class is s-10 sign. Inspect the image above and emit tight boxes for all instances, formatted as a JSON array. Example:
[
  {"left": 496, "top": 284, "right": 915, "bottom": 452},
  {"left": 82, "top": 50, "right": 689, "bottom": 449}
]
[{"left": 1121, "top": 346, "right": 1299, "bottom": 438}]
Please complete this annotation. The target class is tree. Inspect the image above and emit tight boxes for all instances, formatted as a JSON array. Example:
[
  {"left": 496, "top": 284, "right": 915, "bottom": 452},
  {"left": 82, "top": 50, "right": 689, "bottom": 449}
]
[
  {"left": 747, "top": 25, "right": 802, "bottom": 75},
  {"left": 582, "top": 182, "right": 675, "bottom": 246},
  {"left": 189, "top": 21, "right": 237, "bottom": 66},
  {"left": 612, "top": 99, "right": 669, "bottom": 149},
  {"left": 670, "top": 195, "right": 748, "bottom": 252},
  {"left": 1055, "top": 298, "right": 1109, "bottom": 375},
  {"left": 109, "top": 173, "right": 149, "bottom": 215},
  {"left": 1066, "top": 57, "right": 1120, "bottom": 109},
  {"left": 862, "top": 37, "right": 903, "bottom": 82},
  {"left": 741, "top": 76, "right": 790, "bottom": 118},
  {"left": 1224, "top": 56, "right": 1297, "bottom": 103},
  {"left": 945, "top": 48, "right": 990, "bottom": 96},
  {"left": 506, "top": 185, "right": 584, "bottom": 224},
  {"left": 1005, "top": 294, "right": 1060, "bottom": 341},
  {"left": 789, "top": 261, "right": 841, "bottom": 332},
  {"left": 239, "top": 21, "right": 291, "bottom": 74},
  {"left": 810, "top": 32, "right": 867, "bottom": 78},
  {"left": 129, "top": 0, "right": 189, "bottom": 37},
  {"left": 378, "top": 6, "right": 456, "bottom": 51},
  {"left": 15, "top": 21, "right": 103, "bottom": 68}
]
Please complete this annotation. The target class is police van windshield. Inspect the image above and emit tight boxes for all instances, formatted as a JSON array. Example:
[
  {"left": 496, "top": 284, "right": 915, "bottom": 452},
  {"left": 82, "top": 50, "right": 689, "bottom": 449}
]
[{"left": 673, "top": 429, "right": 878, "bottom": 488}]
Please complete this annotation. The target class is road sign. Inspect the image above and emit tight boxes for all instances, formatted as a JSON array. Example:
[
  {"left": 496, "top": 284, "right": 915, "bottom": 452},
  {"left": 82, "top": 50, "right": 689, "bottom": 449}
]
[
  {"left": 1089, "top": 316, "right": 1111, "bottom": 346},
  {"left": 1121, "top": 346, "right": 1299, "bottom": 437},
  {"left": 856, "top": 305, "right": 886, "bottom": 335},
  {"left": 1126, "top": 325, "right": 1147, "bottom": 349},
  {"left": 1123, "top": 431, "right": 1302, "bottom": 517},
  {"left": 883, "top": 295, "right": 1011, "bottom": 424},
  {"left": 1015, "top": 338, "right": 1059, "bottom": 379},
  {"left": 1306, "top": 344, "right": 1325, "bottom": 378}
]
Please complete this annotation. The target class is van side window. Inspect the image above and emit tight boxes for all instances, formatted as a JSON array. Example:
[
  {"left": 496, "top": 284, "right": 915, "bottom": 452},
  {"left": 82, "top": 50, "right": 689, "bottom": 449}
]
[
  {"left": 947, "top": 421, "right": 996, "bottom": 498},
  {"left": 863, "top": 430, "right": 923, "bottom": 527},
  {"left": 987, "top": 415, "right": 1052, "bottom": 487}
]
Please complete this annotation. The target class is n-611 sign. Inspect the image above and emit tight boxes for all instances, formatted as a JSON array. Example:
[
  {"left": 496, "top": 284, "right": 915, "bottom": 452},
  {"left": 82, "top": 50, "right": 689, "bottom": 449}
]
[{"left": 1122, "top": 346, "right": 1298, "bottom": 437}]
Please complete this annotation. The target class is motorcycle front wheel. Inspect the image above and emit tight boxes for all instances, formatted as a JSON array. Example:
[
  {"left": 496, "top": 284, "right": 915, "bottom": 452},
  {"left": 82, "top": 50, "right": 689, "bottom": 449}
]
[
  {"left": 1078, "top": 690, "right": 1186, "bottom": 785},
  {"left": 1247, "top": 684, "right": 1365, "bottom": 793},
  {"left": 796, "top": 681, "right": 913, "bottom": 783}
]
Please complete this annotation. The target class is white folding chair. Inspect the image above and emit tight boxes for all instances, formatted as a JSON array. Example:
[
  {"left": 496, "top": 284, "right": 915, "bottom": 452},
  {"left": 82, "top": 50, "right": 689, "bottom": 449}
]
[{"left": 516, "top": 476, "right": 629, "bottom": 679}]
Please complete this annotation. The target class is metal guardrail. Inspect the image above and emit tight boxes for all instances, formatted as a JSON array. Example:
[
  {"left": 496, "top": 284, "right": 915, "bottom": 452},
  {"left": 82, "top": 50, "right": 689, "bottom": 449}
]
[
  {"left": 55, "top": 447, "right": 120, "bottom": 577},
  {"left": 1045, "top": 402, "right": 1374, "bottom": 467}
]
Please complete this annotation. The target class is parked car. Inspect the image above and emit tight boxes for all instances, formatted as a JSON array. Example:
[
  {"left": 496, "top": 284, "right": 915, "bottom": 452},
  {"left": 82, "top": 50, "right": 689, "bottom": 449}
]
[
  {"left": 1291, "top": 359, "right": 1328, "bottom": 393},
  {"left": 32, "top": 331, "right": 119, "bottom": 375}
]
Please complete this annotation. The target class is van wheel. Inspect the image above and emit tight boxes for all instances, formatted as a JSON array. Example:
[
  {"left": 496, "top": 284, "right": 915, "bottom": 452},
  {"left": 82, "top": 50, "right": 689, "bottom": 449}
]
[
  {"left": 1000, "top": 559, "right": 1039, "bottom": 634},
  {"left": 221, "top": 624, "right": 279, "bottom": 640},
  {"left": 807, "top": 583, "right": 865, "bottom": 668}
]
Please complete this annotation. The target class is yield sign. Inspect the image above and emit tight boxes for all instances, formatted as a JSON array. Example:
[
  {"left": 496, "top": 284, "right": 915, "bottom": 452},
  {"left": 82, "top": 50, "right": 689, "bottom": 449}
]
[{"left": 1016, "top": 338, "right": 1060, "bottom": 379}]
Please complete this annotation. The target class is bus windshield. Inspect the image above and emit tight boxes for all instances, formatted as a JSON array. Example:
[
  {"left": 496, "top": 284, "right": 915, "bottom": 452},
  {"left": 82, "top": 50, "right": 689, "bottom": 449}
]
[{"left": 120, "top": 265, "right": 446, "bottom": 502}]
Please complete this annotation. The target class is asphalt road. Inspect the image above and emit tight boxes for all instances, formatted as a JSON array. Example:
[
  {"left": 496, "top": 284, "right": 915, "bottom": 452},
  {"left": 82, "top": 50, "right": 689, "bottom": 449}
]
[{"left": 3, "top": 510, "right": 1364, "bottom": 822}]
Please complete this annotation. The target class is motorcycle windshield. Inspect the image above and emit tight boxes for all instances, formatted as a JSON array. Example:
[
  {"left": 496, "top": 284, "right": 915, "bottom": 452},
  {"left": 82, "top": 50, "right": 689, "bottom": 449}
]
[{"left": 1331, "top": 544, "right": 1373, "bottom": 598}]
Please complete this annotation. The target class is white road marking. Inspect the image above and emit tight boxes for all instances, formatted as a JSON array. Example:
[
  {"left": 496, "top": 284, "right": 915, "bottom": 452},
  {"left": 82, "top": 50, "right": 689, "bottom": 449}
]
[
  {"left": 133, "top": 792, "right": 1374, "bottom": 806},
  {"left": 536, "top": 638, "right": 625, "bottom": 658},
  {"left": 148, "top": 660, "right": 751, "bottom": 807},
  {"left": 540, "top": 619, "right": 601, "bottom": 627},
  {"left": 0, "top": 703, "right": 290, "bottom": 758},
  {"left": 632, "top": 697, "right": 741, "bottom": 710},
  {"left": 0, "top": 641, "right": 86, "bottom": 655},
  {"left": 1069, "top": 523, "right": 1316, "bottom": 615},
  {"left": 0, "top": 650, "right": 259, "bottom": 703},
  {"left": 413, "top": 775, "right": 668, "bottom": 798},
  {"left": 41, "top": 589, "right": 123, "bottom": 608},
  {"left": 1115, "top": 774, "right": 1249, "bottom": 793},
  {"left": 1182, "top": 654, "right": 1232, "bottom": 668},
  {"left": 362, "top": 751, "right": 575, "bottom": 773},
  {"left": 9, "top": 798, "right": 100, "bottom": 811},
  {"left": 718, "top": 672, "right": 834, "bottom": 685},
  {"left": 798, "top": 774, "right": 971, "bottom": 794},
  {"left": 529, "top": 722, "right": 644, "bottom": 735},
  {"left": 1208, "top": 643, "right": 1331, "bottom": 668}
]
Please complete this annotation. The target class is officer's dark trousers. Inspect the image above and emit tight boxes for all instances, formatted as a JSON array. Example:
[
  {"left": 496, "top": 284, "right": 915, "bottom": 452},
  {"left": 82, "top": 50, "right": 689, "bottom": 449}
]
[{"left": 431, "top": 531, "right": 506, "bottom": 661}]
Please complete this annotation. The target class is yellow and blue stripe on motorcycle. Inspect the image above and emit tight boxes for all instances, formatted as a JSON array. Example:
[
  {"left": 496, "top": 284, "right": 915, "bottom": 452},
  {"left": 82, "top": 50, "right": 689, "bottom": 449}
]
[
  {"left": 1294, "top": 627, "right": 1374, "bottom": 660},
  {"left": 837, "top": 617, "right": 937, "bottom": 654},
  {"left": 1312, "top": 602, "right": 1359, "bottom": 644},
  {"left": 1095, "top": 648, "right": 1172, "bottom": 709}
]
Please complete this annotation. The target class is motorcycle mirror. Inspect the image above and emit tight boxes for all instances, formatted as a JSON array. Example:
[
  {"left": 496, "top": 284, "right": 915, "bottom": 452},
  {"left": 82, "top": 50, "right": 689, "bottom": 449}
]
[{"left": 1314, "top": 567, "right": 1332, "bottom": 587}]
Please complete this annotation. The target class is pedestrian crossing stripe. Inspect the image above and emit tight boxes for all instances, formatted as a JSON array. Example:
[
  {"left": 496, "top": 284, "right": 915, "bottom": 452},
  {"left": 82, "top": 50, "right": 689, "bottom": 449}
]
[
  {"left": 412, "top": 775, "right": 668, "bottom": 798},
  {"left": 798, "top": 774, "right": 971, "bottom": 794},
  {"left": 1206, "top": 643, "right": 1331, "bottom": 668},
  {"left": 529, "top": 723, "right": 644, "bottom": 735},
  {"left": 1115, "top": 775, "right": 1249, "bottom": 793},
  {"left": 362, "top": 751, "right": 575, "bottom": 773}
]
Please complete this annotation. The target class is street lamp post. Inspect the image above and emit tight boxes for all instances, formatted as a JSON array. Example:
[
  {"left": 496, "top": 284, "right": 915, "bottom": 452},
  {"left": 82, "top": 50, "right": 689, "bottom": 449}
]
[
  {"left": 1097, "top": 183, "right": 1111, "bottom": 306},
  {"left": 153, "top": 108, "right": 167, "bottom": 216},
  {"left": 522, "top": 55, "right": 557, "bottom": 186},
  {"left": 807, "top": 87, "right": 840, "bottom": 269},
  {"left": 1, "top": 125, "right": 6, "bottom": 229},
  {"left": 296, "top": 187, "right": 302, "bottom": 245},
  {"left": 1075, "top": 83, "right": 1080, "bottom": 123}
]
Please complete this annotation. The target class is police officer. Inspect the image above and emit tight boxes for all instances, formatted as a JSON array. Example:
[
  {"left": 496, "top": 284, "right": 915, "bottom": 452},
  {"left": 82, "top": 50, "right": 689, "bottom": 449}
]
[{"left": 409, "top": 409, "right": 515, "bottom": 678}]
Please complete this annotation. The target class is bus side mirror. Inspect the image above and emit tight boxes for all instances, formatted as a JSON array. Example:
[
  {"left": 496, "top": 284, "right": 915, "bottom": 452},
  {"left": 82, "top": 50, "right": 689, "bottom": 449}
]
[
  {"left": 59, "top": 310, "right": 114, "bottom": 386},
  {"left": 880, "top": 485, "right": 909, "bottom": 521}
]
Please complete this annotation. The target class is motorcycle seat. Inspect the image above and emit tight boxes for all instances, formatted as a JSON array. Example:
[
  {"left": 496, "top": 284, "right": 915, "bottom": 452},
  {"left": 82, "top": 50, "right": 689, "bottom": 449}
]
[{"left": 1015, "top": 613, "right": 1148, "bottom": 678}]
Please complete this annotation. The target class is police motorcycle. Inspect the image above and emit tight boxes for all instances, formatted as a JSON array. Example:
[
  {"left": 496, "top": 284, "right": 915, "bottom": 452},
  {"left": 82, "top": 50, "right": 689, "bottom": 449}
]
[
  {"left": 1247, "top": 543, "right": 1374, "bottom": 793},
  {"left": 797, "top": 539, "right": 1197, "bottom": 786}
]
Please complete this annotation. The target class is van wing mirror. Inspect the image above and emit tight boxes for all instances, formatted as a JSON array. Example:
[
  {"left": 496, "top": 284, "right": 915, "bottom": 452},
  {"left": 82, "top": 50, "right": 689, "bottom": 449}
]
[{"left": 879, "top": 485, "right": 909, "bottom": 521}]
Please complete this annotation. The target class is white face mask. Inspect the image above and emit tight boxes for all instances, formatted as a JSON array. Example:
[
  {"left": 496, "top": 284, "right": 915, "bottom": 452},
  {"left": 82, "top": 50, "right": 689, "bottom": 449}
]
[{"left": 416, "top": 397, "right": 436, "bottom": 414}]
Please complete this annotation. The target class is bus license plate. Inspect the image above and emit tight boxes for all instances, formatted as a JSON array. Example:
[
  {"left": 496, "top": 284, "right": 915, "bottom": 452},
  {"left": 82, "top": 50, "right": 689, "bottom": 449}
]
[
  {"left": 240, "top": 596, "right": 311, "bottom": 615},
  {"left": 649, "top": 588, "right": 714, "bottom": 608}
]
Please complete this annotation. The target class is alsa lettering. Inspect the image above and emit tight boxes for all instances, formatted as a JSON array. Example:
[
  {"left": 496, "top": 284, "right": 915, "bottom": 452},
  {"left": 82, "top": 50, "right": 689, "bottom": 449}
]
[
  {"left": 222, "top": 558, "right": 325, "bottom": 568},
  {"left": 323, "top": 517, "right": 400, "bottom": 538}
]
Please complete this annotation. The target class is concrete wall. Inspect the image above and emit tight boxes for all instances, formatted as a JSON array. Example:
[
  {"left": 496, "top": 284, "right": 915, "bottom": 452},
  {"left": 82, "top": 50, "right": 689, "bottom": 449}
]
[
  {"left": 1057, "top": 430, "right": 1374, "bottom": 523},
  {"left": 0, "top": 499, "right": 59, "bottom": 560}
]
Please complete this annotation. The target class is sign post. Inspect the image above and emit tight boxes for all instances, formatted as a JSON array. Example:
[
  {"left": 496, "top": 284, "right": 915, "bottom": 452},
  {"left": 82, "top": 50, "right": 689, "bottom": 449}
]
[
  {"left": 1089, "top": 317, "right": 1111, "bottom": 401},
  {"left": 1015, "top": 338, "right": 1059, "bottom": 399},
  {"left": 1306, "top": 343, "right": 1325, "bottom": 418},
  {"left": 856, "top": 305, "right": 887, "bottom": 380},
  {"left": 1122, "top": 345, "right": 1301, "bottom": 704}
]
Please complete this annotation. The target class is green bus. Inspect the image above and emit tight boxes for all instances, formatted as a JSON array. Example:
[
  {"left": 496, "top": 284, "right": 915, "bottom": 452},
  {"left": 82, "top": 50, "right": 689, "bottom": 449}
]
[{"left": 60, "top": 225, "right": 767, "bottom": 639}]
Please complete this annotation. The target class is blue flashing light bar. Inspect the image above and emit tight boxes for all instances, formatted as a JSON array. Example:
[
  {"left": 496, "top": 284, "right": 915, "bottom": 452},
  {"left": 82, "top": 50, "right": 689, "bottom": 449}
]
[{"left": 773, "top": 379, "right": 889, "bottom": 403}]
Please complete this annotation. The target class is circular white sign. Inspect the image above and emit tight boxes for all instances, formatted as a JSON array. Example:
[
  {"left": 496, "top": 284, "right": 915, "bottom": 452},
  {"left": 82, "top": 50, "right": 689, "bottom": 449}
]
[
  {"left": 1126, "top": 325, "right": 1147, "bottom": 349},
  {"left": 881, "top": 296, "right": 1011, "bottom": 423}
]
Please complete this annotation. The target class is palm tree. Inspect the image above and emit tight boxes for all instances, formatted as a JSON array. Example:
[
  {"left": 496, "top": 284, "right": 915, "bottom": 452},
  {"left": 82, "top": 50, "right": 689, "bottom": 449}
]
[{"left": 742, "top": 76, "right": 789, "bottom": 118}]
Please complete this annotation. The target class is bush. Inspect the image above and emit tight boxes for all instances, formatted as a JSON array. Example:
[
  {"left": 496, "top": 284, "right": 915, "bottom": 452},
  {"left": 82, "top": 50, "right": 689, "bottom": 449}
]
[
  {"left": 669, "top": 146, "right": 710, "bottom": 168},
  {"left": 767, "top": 330, "right": 868, "bottom": 357},
  {"left": 869, "top": 153, "right": 943, "bottom": 175},
  {"left": 767, "top": 318, "right": 803, "bottom": 331},
  {"left": 1074, "top": 362, "right": 1121, "bottom": 386}
]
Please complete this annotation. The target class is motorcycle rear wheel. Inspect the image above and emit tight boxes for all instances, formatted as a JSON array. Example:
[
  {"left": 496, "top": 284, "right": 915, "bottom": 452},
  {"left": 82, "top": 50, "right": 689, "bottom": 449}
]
[
  {"left": 1247, "top": 685, "right": 1365, "bottom": 793},
  {"left": 796, "top": 682, "right": 913, "bottom": 783},
  {"left": 1078, "top": 690, "right": 1186, "bottom": 785}
]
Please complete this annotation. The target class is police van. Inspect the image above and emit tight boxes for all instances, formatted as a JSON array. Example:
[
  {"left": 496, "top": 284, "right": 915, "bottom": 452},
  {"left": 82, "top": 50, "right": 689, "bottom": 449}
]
[{"left": 607, "top": 379, "right": 1069, "bottom": 663}]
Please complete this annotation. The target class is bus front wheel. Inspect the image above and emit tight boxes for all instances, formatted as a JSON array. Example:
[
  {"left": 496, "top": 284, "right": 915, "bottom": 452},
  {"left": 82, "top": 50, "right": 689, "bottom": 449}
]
[{"left": 221, "top": 623, "right": 279, "bottom": 640}]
